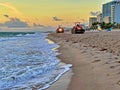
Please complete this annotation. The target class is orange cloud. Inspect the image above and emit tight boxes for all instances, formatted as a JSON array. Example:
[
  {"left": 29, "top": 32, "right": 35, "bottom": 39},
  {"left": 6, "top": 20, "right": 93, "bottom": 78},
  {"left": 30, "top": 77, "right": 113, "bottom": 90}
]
[{"left": 0, "top": 2, "right": 21, "bottom": 15}]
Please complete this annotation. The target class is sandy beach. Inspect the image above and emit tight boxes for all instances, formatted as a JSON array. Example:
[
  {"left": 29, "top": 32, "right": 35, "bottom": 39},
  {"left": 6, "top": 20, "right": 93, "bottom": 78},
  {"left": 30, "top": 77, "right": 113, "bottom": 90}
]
[{"left": 47, "top": 31, "right": 120, "bottom": 90}]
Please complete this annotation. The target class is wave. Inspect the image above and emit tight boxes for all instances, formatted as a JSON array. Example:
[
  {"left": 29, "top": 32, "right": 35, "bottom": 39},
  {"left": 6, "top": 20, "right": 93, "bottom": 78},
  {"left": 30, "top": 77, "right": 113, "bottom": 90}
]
[
  {"left": 0, "top": 33, "right": 72, "bottom": 90},
  {"left": 0, "top": 32, "right": 35, "bottom": 37}
]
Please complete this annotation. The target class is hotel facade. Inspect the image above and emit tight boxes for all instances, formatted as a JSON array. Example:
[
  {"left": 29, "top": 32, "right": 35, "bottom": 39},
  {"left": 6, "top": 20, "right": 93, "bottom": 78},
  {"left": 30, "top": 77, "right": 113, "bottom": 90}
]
[{"left": 102, "top": 0, "right": 120, "bottom": 23}]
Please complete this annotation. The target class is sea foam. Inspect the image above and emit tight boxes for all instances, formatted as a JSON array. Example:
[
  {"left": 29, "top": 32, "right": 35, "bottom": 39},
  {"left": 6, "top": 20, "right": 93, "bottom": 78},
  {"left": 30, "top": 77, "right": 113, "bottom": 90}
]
[{"left": 0, "top": 32, "right": 72, "bottom": 90}]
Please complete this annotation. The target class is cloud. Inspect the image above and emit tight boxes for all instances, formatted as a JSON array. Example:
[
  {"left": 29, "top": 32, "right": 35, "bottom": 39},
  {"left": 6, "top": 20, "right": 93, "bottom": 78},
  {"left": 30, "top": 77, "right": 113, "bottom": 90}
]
[
  {"left": 33, "top": 23, "right": 45, "bottom": 27},
  {"left": 0, "top": 2, "right": 21, "bottom": 14},
  {"left": 0, "top": 18, "right": 29, "bottom": 28},
  {"left": 3, "top": 14, "right": 9, "bottom": 18},
  {"left": 53, "top": 16, "right": 63, "bottom": 21},
  {"left": 90, "top": 11, "right": 101, "bottom": 16}
]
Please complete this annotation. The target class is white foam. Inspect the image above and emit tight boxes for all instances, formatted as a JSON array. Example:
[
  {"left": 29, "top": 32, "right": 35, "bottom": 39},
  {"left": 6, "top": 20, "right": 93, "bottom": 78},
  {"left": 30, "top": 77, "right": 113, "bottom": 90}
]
[
  {"left": 39, "top": 64, "right": 72, "bottom": 90},
  {"left": 0, "top": 32, "right": 72, "bottom": 90}
]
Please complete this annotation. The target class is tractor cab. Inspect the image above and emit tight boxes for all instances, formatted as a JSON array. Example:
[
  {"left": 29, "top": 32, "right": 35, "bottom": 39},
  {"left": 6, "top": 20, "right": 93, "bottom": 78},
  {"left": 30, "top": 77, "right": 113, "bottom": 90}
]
[
  {"left": 56, "top": 25, "right": 64, "bottom": 33},
  {"left": 71, "top": 22, "right": 85, "bottom": 34}
]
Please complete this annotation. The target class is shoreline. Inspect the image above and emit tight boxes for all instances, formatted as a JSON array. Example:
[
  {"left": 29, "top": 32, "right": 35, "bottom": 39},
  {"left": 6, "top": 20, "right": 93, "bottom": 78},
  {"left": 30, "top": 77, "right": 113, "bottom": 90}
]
[
  {"left": 47, "top": 31, "right": 120, "bottom": 90},
  {"left": 46, "top": 38, "right": 73, "bottom": 90},
  {"left": 47, "top": 70, "right": 73, "bottom": 90}
]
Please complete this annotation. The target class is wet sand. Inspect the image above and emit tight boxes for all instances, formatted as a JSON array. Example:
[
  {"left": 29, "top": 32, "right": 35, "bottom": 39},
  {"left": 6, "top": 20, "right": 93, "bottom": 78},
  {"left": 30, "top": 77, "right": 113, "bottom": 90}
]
[
  {"left": 47, "top": 70, "right": 73, "bottom": 90},
  {"left": 47, "top": 31, "right": 120, "bottom": 90}
]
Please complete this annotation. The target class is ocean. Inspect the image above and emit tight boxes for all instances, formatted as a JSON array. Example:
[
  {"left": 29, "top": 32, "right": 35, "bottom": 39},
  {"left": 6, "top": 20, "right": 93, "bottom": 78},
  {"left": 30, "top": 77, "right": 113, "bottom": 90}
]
[{"left": 0, "top": 32, "right": 72, "bottom": 90}]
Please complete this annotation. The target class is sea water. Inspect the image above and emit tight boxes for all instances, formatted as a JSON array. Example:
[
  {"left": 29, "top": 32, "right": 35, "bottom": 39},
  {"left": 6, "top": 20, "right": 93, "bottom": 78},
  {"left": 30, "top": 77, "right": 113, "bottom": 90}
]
[{"left": 0, "top": 32, "right": 72, "bottom": 90}]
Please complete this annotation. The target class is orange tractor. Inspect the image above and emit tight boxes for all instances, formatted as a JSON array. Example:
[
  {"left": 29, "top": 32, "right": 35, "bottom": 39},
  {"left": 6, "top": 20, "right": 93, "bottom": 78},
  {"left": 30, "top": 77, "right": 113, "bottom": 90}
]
[
  {"left": 71, "top": 22, "right": 85, "bottom": 34},
  {"left": 56, "top": 25, "right": 64, "bottom": 33}
]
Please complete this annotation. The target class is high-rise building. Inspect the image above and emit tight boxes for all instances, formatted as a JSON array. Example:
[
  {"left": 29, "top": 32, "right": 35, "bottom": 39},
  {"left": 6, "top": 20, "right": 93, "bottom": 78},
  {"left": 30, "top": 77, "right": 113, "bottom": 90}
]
[
  {"left": 103, "top": 16, "right": 111, "bottom": 23},
  {"left": 102, "top": 0, "right": 120, "bottom": 23},
  {"left": 89, "top": 17, "right": 97, "bottom": 28},
  {"left": 97, "top": 13, "right": 102, "bottom": 23}
]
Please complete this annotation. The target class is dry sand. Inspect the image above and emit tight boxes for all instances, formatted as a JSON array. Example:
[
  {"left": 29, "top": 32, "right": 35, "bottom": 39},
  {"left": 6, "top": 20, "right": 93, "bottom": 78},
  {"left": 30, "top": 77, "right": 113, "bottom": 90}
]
[{"left": 47, "top": 31, "right": 120, "bottom": 90}]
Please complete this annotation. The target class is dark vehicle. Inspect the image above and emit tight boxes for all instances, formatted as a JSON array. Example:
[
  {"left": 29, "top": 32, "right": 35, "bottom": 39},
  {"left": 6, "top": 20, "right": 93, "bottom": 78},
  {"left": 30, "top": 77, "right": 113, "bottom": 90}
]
[
  {"left": 71, "top": 22, "right": 85, "bottom": 34},
  {"left": 56, "top": 26, "right": 64, "bottom": 33}
]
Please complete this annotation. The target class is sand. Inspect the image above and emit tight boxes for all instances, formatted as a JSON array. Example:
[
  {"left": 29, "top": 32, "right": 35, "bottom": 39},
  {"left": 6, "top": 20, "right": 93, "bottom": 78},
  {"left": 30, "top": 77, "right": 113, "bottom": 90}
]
[
  {"left": 47, "top": 31, "right": 120, "bottom": 90},
  {"left": 47, "top": 70, "right": 73, "bottom": 90}
]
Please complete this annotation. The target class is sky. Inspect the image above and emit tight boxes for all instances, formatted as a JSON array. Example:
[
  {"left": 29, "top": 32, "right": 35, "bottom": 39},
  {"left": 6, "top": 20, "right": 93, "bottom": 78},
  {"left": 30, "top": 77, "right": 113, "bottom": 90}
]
[{"left": 0, "top": 0, "right": 111, "bottom": 28}]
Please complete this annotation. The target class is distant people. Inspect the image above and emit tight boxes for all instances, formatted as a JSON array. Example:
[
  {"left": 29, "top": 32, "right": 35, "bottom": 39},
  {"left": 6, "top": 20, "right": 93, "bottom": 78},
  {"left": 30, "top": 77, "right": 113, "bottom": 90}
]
[
  {"left": 107, "top": 27, "right": 112, "bottom": 32},
  {"left": 97, "top": 24, "right": 102, "bottom": 31}
]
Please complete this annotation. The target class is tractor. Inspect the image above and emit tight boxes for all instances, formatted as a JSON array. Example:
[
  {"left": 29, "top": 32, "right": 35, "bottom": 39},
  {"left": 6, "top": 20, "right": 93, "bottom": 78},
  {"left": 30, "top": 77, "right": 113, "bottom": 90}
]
[
  {"left": 71, "top": 22, "right": 85, "bottom": 34},
  {"left": 56, "top": 26, "right": 64, "bottom": 33}
]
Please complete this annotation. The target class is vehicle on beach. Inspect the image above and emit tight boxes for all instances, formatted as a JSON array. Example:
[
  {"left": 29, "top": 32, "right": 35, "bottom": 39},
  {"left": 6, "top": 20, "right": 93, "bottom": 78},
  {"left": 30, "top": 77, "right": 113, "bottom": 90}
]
[
  {"left": 71, "top": 22, "right": 85, "bottom": 34},
  {"left": 56, "top": 26, "right": 64, "bottom": 33}
]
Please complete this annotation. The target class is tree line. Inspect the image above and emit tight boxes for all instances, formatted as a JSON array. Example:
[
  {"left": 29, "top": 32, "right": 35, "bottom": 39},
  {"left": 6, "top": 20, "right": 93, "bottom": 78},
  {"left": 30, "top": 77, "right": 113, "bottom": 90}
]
[{"left": 91, "top": 22, "right": 120, "bottom": 29}]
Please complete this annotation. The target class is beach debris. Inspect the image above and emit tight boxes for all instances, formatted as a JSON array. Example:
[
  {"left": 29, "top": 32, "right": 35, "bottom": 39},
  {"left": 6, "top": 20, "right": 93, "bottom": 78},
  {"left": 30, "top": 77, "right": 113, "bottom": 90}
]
[
  {"left": 105, "top": 62, "right": 109, "bottom": 64},
  {"left": 73, "top": 41, "right": 78, "bottom": 43},
  {"left": 83, "top": 45, "right": 88, "bottom": 47},
  {"left": 110, "top": 66, "right": 115, "bottom": 69},
  {"left": 117, "top": 61, "right": 120, "bottom": 63},
  {"left": 66, "top": 40, "right": 69, "bottom": 42},
  {"left": 92, "top": 59, "right": 101, "bottom": 63},
  {"left": 100, "top": 48, "right": 107, "bottom": 51},
  {"left": 117, "top": 80, "right": 120, "bottom": 86},
  {"left": 114, "top": 57, "right": 118, "bottom": 60}
]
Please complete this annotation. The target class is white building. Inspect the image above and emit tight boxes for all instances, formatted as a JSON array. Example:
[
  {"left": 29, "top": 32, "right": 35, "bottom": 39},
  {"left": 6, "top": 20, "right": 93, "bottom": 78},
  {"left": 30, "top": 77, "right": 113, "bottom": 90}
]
[
  {"left": 89, "top": 17, "right": 97, "bottom": 28},
  {"left": 97, "top": 13, "right": 102, "bottom": 23}
]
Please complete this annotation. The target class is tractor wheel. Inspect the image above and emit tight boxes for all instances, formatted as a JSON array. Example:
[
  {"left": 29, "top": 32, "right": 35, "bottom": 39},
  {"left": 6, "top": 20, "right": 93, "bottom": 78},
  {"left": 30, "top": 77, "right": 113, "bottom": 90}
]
[{"left": 71, "top": 29, "right": 75, "bottom": 34}]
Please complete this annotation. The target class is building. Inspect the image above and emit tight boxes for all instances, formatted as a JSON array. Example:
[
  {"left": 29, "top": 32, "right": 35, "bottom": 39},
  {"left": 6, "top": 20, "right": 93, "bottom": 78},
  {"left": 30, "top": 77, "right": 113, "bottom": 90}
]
[
  {"left": 89, "top": 17, "right": 97, "bottom": 28},
  {"left": 103, "top": 16, "right": 111, "bottom": 23},
  {"left": 102, "top": 0, "right": 120, "bottom": 23},
  {"left": 97, "top": 13, "right": 102, "bottom": 23}
]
